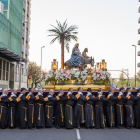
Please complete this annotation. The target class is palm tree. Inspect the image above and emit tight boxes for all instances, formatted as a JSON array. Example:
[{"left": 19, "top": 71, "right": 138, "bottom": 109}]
[{"left": 48, "top": 20, "right": 78, "bottom": 69}]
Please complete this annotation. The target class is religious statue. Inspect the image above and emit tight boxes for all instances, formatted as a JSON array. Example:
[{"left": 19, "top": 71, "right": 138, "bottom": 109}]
[
  {"left": 82, "top": 48, "right": 91, "bottom": 59},
  {"left": 64, "top": 43, "right": 94, "bottom": 70}
]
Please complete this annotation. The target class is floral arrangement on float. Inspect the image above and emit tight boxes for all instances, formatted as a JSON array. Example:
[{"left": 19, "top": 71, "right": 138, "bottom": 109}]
[{"left": 45, "top": 68, "right": 111, "bottom": 85}]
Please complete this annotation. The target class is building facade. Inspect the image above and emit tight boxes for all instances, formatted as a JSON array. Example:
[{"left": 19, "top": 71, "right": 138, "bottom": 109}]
[{"left": 0, "top": 0, "right": 31, "bottom": 89}]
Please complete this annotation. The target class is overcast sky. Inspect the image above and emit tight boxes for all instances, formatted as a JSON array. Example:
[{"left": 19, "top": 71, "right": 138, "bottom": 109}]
[{"left": 29, "top": 0, "right": 140, "bottom": 79}]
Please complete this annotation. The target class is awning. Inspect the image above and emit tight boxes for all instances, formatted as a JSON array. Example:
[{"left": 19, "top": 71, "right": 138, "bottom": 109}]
[{"left": 0, "top": 48, "right": 27, "bottom": 62}]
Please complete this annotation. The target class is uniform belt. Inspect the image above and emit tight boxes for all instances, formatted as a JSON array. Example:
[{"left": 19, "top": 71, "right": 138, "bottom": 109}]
[
  {"left": 22, "top": 107, "right": 27, "bottom": 121},
  {"left": 125, "top": 105, "right": 133, "bottom": 124},
  {"left": 86, "top": 103, "right": 94, "bottom": 126},
  {"left": 37, "top": 103, "right": 43, "bottom": 120},
  {"left": 66, "top": 104, "right": 72, "bottom": 125},
  {"left": 117, "top": 104, "right": 123, "bottom": 124},
  {"left": 28, "top": 104, "right": 34, "bottom": 123},
  {"left": 60, "top": 104, "right": 64, "bottom": 122},
  {"left": 46, "top": 105, "right": 53, "bottom": 119},
  {"left": 77, "top": 104, "right": 84, "bottom": 123}
]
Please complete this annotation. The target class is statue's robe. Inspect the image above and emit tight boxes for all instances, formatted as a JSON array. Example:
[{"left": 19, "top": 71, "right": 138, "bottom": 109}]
[
  {"left": 0, "top": 95, "right": 9, "bottom": 129},
  {"left": 95, "top": 96, "right": 108, "bottom": 129},
  {"left": 44, "top": 94, "right": 57, "bottom": 128},
  {"left": 55, "top": 95, "right": 67, "bottom": 127},
  {"left": 27, "top": 93, "right": 36, "bottom": 129},
  {"left": 18, "top": 93, "right": 28, "bottom": 129},
  {"left": 8, "top": 93, "right": 18, "bottom": 128},
  {"left": 66, "top": 48, "right": 83, "bottom": 67},
  {"left": 84, "top": 93, "right": 97, "bottom": 128},
  {"left": 65, "top": 93, "right": 76, "bottom": 129}
]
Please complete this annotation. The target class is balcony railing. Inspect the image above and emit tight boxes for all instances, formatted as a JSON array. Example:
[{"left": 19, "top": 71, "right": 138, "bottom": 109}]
[
  {"left": 26, "top": 34, "right": 28, "bottom": 42},
  {"left": 138, "top": 51, "right": 140, "bottom": 56},
  {"left": 21, "top": 44, "right": 24, "bottom": 52},
  {"left": 25, "top": 48, "right": 28, "bottom": 55},
  {"left": 139, "top": 7, "right": 140, "bottom": 13},
  {"left": 138, "top": 40, "right": 140, "bottom": 45},
  {"left": 22, "top": 29, "right": 24, "bottom": 38},
  {"left": 23, "top": 1, "right": 26, "bottom": 10},
  {"left": 23, "top": 16, "right": 25, "bottom": 22},
  {"left": 27, "top": 8, "right": 29, "bottom": 17},
  {"left": 138, "top": 29, "right": 140, "bottom": 34},
  {"left": 138, "top": 63, "right": 140, "bottom": 67}
]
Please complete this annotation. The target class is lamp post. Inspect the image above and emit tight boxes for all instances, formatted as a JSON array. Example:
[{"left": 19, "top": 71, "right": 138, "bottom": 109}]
[
  {"left": 132, "top": 45, "right": 136, "bottom": 87},
  {"left": 19, "top": 20, "right": 28, "bottom": 89},
  {"left": 40, "top": 46, "right": 45, "bottom": 88}
]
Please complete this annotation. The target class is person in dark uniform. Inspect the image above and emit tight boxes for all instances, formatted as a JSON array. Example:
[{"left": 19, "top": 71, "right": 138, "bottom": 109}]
[
  {"left": 18, "top": 88, "right": 30, "bottom": 129},
  {"left": 116, "top": 87, "right": 128, "bottom": 129},
  {"left": 27, "top": 88, "right": 38, "bottom": 129},
  {"left": 125, "top": 87, "right": 139, "bottom": 129},
  {"left": 84, "top": 88, "right": 98, "bottom": 128},
  {"left": 8, "top": 89, "right": 18, "bottom": 129},
  {"left": 55, "top": 89, "right": 68, "bottom": 129},
  {"left": 65, "top": 88, "right": 77, "bottom": 129},
  {"left": 44, "top": 89, "right": 58, "bottom": 128},
  {"left": 74, "top": 87, "right": 86, "bottom": 129},
  {"left": 0, "top": 89, "right": 10, "bottom": 129},
  {"left": 134, "top": 88, "right": 140, "bottom": 128},
  {"left": 35, "top": 89, "right": 48, "bottom": 129},
  {"left": 106, "top": 88, "right": 121, "bottom": 128},
  {"left": 95, "top": 88, "right": 108, "bottom": 129}
]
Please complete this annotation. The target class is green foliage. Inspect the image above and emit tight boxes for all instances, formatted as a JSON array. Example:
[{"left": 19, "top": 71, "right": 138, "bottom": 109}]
[
  {"left": 48, "top": 19, "right": 78, "bottom": 52},
  {"left": 118, "top": 70, "right": 127, "bottom": 87},
  {"left": 28, "top": 61, "right": 47, "bottom": 87}
]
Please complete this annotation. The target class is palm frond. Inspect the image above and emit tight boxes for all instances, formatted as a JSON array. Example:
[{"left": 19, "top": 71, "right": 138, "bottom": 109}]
[
  {"left": 50, "top": 36, "right": 59, "bottom": 44},
  {"left": 65, "top": 41, "right": 70, "bottom": 53}
]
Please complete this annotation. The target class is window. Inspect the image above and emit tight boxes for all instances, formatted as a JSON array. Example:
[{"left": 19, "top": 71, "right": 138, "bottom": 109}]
[
  {"left": 0, "top": 59, "right": 2, "bottom": 80},
  {"left": 6, "top": 62, "right": 9, "bottom": 81},
  {"left": 3, "top": 61, "right": 6, "bottom": 80}
]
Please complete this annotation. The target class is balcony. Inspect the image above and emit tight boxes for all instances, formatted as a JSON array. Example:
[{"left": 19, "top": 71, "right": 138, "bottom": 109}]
[
  {"left": 26, "top": 34, "right": 28, "bottom": 42},
  {"left": 27, "top": 8, "right": 29, "bottom": 17},
  {"left": 25, "top": 48, "right": 28, "bottom": 55},
  {"left": 21, "top": 44, "right": 24, "bottom": 53},
  {"left": 138, "top": 29, "right": 140, "bottom": 34},
  {"left": 22, "top": 29, "right": 24, "bottom": 38},
  {"left": 138, "top": 51, "right": 140, "bottom": 56},
  {"left": 26, "top": 23, "right": 29, "bottom": 29},
  {"left": 23, "top": 1, "right": 26, "bottom": 10},
  {"left": 139, "top": 7, "right": 140, "bottom": 13},
  {"left": 23, "top": 16, "right": 25, "bottom": 22},
  {"left": 139, "top": 18, "right": 140, "bottom": 23},
  {"left": 138, "top": 40, "right": 140, "bottom": 45},
  {"left": 138, "top": 63, "right": 140, "bottom": 67},
  {"left": 27, "top": 0, "right": 30, "bottom": 4}
]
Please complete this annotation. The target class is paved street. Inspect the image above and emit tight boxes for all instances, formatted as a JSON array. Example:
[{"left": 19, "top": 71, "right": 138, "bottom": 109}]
[{"left": 0, "top": 127, "right": 139, "bottom": 140}]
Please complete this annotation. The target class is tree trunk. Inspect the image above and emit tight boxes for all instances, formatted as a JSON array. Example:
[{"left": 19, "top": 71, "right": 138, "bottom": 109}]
[{"left": 61, "top": 36, "right": 64, "bottom": 69}]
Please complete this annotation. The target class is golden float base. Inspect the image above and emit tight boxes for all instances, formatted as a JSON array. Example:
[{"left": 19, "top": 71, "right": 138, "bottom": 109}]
[{"left": 44, "top": 84, "right": 112, "bottom": 90}]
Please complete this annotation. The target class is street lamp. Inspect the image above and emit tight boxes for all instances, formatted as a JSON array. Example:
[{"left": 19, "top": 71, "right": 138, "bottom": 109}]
[
  {"left": 19, "top": 20, "right": 28, "bottom": 89},
  {"left": 132, "top": 45, "right": 136, "bottom": 87},
  {"left": 40, "top": 46, "right": 45, "bottom": 88}
]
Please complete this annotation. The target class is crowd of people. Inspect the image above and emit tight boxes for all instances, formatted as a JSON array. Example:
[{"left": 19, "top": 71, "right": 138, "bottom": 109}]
[{"left": 0, "top": 87, "right": 140, "bottom": 129}]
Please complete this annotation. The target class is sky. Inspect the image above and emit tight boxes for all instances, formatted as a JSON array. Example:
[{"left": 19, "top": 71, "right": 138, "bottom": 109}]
[{"left": 29, "top": 0, "right": 140, "bottom": 79}]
